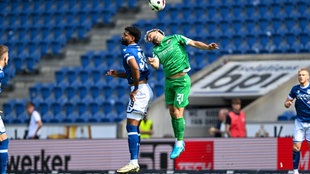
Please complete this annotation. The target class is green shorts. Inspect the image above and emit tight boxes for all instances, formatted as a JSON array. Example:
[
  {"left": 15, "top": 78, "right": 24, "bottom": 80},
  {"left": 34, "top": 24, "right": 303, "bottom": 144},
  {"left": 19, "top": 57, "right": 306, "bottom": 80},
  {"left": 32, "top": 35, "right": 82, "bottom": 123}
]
[{"left": 164, "top": 74, "right": 191, "bottom": 108}]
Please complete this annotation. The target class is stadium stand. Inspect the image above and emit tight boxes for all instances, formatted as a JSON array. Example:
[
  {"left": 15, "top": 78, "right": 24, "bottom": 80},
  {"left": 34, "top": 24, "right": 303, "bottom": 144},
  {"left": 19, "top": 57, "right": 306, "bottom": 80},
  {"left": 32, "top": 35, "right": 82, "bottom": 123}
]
[{"left": 2, "top": 0, "right": 310, "bottom": 124}]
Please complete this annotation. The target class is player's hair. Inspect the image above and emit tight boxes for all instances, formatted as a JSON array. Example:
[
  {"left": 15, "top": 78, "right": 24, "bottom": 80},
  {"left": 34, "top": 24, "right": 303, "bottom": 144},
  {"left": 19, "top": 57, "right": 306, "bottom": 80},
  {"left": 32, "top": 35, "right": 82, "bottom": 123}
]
[
  {"left": 0, "top": 45, "right": 8, "bottom": 60},
  {"left": 144, "top": 29, "right": 165, "bottom": 42},
  {"left": 298, "top": 68, "right": 309, "bottom": 74},
  {"left": 26, "top": 101, "right": 35, "bottom": 108},
  {"left": 125, "top": 26, "right": 141, "bottom": 43},
  {"left": 231, "top": 98, "right": 241, "bottom": 104}
]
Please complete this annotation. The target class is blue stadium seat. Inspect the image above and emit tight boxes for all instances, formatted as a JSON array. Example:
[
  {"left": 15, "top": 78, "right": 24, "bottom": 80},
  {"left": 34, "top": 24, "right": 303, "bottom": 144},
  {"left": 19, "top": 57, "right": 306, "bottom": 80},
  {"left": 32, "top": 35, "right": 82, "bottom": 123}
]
[
  {"left": 81, "top": 52, "right": 93, "bottom": 68},
  {"left": 114, "top": 100, "right": 125, "bottom": 115},
  {"left": 77, "top": 85, "right": 89, "bottom": 99},
  {"left": 66, "top": 67, "right": 78, "bottom": 85},
  {"left": 40, "top": 84, "right": 52, "bottom": 100},
  {"left": 3, "top": 102, "right": 13, "bottom": 116},
  {"left": 102, "top": 101, "right": 113, "bottom": 115},
  {"left": 29, "top": 83, "right": 41, "bottom": 100},
  {"left": 114, "top": 111, "right": 126, "bottom": 122},
  {"left": 51, "top": 102, "right": 62, "bottom": 116},
  {"left": 90, "top": 85, "right": 101, "bottom": 99},
  {"left": 55, "top": 69, "right": 66, "bottom": 85},
  {"left": 89, "top": 101, "right": 100, "bottom": 115},
  {"left": 277, "top": 115, "right": 289, "bottom": 121},
  {"left": 64, "top": 102, "right": 75, "bottom": 115},
  {"left": 52, "top": 86, "right": 64, "bottom": 102},
  {"left": 105, "top": 53, "right": 116, "bottom": 68},
  {"left": 65, "top": 86, "right": 76, "bottom": 101},
  {"left": 38, "top": 102, "right": 50, "bottom": 119},
  {"left": 103, "top": 85, "right": 113, "bottom": 99},
  {"left": 90, "top": 69, "right": 102, "bottom": 84}
]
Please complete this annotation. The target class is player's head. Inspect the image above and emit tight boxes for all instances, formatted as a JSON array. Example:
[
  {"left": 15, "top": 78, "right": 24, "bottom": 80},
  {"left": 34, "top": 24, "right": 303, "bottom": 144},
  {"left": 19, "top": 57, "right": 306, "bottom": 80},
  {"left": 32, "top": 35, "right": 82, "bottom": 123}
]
[
  {"left": 0, "top": 45, "right": 9, "bottom": 68},
  {"left": 26, "top": 101, "right": 35, "bottom": 115},
  {"left": 144, "top": 29, "right": 165, "bottom": 45},
  {"left": 218, "top": 108, "right": 228, "bottom": 121},
  {"left": 231, "top": 98, "right": 241, "bottom": 113},
  {"left": 122, "top": 26, "right": 141, "bottom": 46},
  {"left": 298, "top": 68, "right": 309, "bottom": 85}
]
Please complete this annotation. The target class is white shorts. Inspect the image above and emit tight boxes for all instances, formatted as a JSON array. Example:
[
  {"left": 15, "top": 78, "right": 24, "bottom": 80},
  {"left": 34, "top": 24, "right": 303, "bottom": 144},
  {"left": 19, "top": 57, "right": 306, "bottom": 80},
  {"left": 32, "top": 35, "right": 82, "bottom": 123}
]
[
  {"left": 127, "top": 84, "right": 153, "bottom": 121},
  {"left": 0, "top": 116, "right": 6, "bottom": 134},
  {"left": 294, "top": 119, "right": 310, "bottom": 142}
]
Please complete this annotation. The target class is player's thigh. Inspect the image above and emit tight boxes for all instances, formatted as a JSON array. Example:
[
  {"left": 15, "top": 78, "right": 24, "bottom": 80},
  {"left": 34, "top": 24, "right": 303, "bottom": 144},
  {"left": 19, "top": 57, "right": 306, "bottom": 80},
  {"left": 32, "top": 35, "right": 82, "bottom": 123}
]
[
  {"left": 164, "top": 80, "right": 175, "bottom": 106},
  {"left": 172, "top": 75, "right": 191, "bottom": 108},
  {"left": 294, "top": 119, "right": 306, "bottom": 143},
  {"left": 127, "top": 84, "right": 153, "bottom": 116},
  {"left": 305, "top": 122, "right": 310, "bottom": 142}
]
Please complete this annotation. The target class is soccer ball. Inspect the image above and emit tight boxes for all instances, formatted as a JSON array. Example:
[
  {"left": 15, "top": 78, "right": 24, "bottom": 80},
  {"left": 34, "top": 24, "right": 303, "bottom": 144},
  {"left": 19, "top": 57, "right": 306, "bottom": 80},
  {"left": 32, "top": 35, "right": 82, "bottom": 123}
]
[{"left": 148, "top": 0, "right": 166, "bottom": 12}]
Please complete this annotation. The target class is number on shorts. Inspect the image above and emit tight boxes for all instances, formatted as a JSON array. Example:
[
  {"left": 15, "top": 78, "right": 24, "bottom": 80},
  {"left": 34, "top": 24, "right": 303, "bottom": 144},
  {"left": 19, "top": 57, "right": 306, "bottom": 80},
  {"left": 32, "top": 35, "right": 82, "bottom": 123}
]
[
  {"left": 127, "top": 100, "right": 134, "bottom": 112},
  {"left": 177, "top": 93, "right": 184, "bottom": 105}
]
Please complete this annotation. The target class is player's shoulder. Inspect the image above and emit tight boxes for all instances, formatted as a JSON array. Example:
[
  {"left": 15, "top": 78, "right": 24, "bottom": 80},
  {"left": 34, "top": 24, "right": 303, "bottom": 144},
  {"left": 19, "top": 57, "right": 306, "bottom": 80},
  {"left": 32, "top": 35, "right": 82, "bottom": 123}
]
[
  {"left": 122, "top": 44, "right": 140, "bottom": 53},
  {"left": 291, "top": 84, "right": 303, "bottom": 91}
]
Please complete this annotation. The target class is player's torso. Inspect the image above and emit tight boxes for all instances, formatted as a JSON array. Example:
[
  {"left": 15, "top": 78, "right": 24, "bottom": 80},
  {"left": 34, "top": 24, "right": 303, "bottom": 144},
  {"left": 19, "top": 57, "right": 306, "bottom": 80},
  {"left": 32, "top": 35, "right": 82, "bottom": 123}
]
[
  {"left": 293, "top": 85, "right": 310, "bottom": 118},
  {"left": 153, "top": 36, "right": 190, "bottom": 76},
  {"left": 122, "top": 45, "right": 149, "bottom": 83}
]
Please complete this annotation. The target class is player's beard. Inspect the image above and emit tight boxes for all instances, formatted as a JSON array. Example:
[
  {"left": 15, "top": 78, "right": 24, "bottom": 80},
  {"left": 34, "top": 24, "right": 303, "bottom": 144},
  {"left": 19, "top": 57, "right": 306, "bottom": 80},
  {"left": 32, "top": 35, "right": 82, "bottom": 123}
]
[{"left": 121, "top": 39, "right": 129, "bottom": 46}]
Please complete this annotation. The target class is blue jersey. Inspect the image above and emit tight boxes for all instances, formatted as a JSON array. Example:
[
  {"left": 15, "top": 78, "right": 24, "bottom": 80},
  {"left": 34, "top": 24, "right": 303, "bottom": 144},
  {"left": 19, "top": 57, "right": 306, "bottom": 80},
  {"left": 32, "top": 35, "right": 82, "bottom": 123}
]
[
  {"left": 0, "top": 68, "right": 4, "bottom": 93},
  {"left": 121, "top": 44, "right": 150, "bottom": 84},
  {"left": 288, "top": 84, "right": 310, "bottom": 122}
]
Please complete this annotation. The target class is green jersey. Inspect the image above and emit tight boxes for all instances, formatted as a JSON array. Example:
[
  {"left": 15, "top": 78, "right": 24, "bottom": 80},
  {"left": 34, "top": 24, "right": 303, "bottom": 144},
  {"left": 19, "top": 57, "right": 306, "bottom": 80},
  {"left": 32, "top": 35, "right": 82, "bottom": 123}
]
[{"left": 152, "top": 34, "right": 192, "bottom": 77}]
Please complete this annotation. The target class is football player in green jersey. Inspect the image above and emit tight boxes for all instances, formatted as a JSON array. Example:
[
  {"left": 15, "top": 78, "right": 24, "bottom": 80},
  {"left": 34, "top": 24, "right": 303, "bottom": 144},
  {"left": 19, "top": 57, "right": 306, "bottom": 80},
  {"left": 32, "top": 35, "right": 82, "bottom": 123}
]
[{"left": 145, "top": 29, "right": 218, "bottom": 159}]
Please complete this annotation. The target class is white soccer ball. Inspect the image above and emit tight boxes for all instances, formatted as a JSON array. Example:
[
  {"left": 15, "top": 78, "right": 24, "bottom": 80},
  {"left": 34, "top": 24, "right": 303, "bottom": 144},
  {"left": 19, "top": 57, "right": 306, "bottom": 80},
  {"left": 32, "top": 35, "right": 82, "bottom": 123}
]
[{"left": 148, "top": 0, "right": 166, "bottom": 12}]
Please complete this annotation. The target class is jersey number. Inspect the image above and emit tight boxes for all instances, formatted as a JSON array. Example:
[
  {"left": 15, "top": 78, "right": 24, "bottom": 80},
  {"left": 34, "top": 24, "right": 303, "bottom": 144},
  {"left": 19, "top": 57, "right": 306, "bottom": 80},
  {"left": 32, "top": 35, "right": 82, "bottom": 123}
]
[{"left": 138, "top": 52, "right": 148, "bottom": 71}]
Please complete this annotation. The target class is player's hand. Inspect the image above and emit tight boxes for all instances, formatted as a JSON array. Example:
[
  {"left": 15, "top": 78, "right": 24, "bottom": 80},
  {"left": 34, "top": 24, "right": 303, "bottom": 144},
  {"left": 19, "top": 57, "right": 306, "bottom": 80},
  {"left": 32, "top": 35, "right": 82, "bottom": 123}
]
[
  {"left": 285, "top": 100, "right": 293, "bottom": 108},
  {"left": 130, "top": 89, "right": 138, "bottom": 102},
  {"left": 209, "top": 127, "right": 216, "bottom": 136},
  {"left": 106, "top": 70, "right": 118, "bottom": 77},
  {"left": 208, "top": 43, "right": 219, "bottom": 50},
  {"left": 147, "top": 57, "right": 155, "bottom": 64}
]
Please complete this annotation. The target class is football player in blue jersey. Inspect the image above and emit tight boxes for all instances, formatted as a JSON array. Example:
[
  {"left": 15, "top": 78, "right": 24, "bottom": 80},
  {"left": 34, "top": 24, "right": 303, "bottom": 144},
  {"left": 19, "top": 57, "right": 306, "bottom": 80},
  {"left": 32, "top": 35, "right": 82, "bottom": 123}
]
[
  {"left": 284, "top": 68, "right": 310, "bottom": 174},
  {"left": 0, "top": 45, "right": 9, "bottom": 174},
  {"left": 106, "top": 26, "right": 153, "bottom": 173}
]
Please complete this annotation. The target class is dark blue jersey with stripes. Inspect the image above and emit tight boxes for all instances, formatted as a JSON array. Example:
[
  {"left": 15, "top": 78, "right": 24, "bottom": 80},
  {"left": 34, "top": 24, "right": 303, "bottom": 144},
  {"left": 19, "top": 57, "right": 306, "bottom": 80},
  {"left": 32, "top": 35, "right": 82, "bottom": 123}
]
[
  {"left": 288, "top": 84, "right": 310, "bottom": 122},
  {"left": 122, "top": 44, "right": 149, "bottom": 84}
]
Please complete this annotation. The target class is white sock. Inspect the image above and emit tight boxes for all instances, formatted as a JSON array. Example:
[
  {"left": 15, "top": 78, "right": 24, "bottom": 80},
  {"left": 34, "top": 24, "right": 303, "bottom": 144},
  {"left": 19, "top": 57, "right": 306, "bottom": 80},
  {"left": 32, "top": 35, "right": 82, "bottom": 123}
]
[
  {"left": 130, "top": 159, "right": 138, "bottom": 166},
  {"left": 293, "top": 169, "right": 299, "bottom": 174},
  {"left": 176, "top": 140, "right": 184, "bottom": 147}
]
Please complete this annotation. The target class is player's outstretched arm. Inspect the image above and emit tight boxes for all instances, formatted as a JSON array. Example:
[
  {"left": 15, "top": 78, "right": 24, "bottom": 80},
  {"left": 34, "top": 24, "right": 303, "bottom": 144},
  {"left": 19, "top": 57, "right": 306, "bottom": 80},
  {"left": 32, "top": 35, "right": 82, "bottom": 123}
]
[
  {"left": 147, "top": 57, "right": 160, "bottom": 70},
  {"left": 106, "top": 69, "right": 127, "bottom": 78},
  {"left": 188, "top": 40, "right": 219, "bottom": 50},
  {"left": 284, "top": 97, "right": 293, "bottom": 108}
]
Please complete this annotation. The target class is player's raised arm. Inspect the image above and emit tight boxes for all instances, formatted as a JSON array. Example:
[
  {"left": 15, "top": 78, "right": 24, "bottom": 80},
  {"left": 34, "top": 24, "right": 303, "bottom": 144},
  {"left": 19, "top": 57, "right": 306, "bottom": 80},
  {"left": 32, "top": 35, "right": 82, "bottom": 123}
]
[
  {"left": 187, "top": 40, "right": 219, "bottom": 50},
  {"left": 147, "top": 57, "right": 159, "bottom": 70},
  {"left": 105, "top": 69, "right": 127, "bottom": 78}
]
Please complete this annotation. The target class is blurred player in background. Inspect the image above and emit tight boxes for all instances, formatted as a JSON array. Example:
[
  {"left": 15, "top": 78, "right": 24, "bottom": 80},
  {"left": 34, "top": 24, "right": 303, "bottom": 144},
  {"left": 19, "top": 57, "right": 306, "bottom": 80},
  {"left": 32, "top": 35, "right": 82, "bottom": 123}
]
[
  {"left": 228, "top": 98, "right": 247, "bottom": 138},
  {"left": 0, "top": 45, "right": 9, "bottom": 173},
  {"left": 139, "top": 115, "right": 153, "bottom": 139},
  {"left": 106, "top": 26, "right": 153, "bottom": 173},
  {"left": 209, "top": 108, "right": 230, "bottom": 138},
  {"left": 284, "top": 68, "right": 310, "bottom": 174},
  {"left": 145, "top": 29, "right": 218, "bottom": 159},
  {"left": 26, "top": 102, "right": 43, "bottom": 139}
]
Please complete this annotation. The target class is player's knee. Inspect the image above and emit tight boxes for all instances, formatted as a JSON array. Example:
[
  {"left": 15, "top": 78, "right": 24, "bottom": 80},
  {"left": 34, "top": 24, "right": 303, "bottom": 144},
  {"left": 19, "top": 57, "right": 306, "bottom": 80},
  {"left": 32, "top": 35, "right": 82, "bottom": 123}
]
[{"left": 169, "top": 109, "right": 179, "bottom": 118}]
